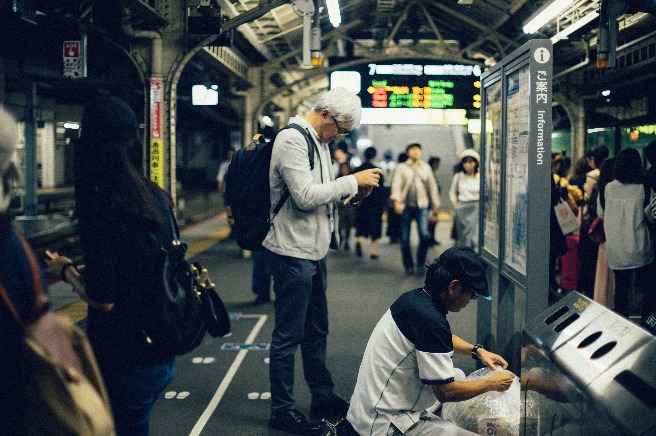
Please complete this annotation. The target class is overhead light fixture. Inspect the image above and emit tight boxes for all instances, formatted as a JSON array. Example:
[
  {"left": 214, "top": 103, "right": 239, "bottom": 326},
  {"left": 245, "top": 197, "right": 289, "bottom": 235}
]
[
  {"left": 550, "top": 11, "right": 599, "bottom": 43},
  {"left": 523, "top": 0, "right": 573, "bottom": 34},
  {"left": 326, "top": 0, "right": 341, "bottom": 27}
]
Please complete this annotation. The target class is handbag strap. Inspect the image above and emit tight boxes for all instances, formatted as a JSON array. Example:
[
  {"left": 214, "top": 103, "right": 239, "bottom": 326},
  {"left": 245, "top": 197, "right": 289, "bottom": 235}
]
[{"left": 0, "top": 232, "right": 49, "bottom": 327}]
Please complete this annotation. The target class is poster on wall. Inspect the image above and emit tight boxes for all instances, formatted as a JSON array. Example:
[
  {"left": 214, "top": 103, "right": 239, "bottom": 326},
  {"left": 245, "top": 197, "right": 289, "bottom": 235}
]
[
  {"left": 482, "top": 80, "right": 502, "bottom": 258},
  {"left": 503, "top": 66, "right": 530, "bottom": 275}
]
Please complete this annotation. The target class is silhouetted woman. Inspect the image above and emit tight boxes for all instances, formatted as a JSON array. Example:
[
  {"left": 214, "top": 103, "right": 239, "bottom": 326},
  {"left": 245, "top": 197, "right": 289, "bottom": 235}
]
[{"left": 47, "top": 97, "right": 177, "bottom": 435}]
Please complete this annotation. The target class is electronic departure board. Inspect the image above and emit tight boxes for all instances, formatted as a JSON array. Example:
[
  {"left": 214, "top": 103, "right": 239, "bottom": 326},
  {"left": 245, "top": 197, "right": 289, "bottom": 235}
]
[{"left": 341, "top": 62, "right": 481, "bottom": 110}]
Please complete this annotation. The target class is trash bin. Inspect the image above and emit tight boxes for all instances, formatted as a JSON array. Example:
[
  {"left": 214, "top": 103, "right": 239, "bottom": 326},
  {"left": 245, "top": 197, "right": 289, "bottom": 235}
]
[
  {"left": 523, "top": 292, "right": 606, "bottom": 353},
  {"left": 521, "top": 291, "right": 656, "bottom": 435},
  {"left": 552, "top": 308, "right": 653, "bottom": 388},
  {"left": 587, "top": 338, "right": 656, "bottom": 435}
]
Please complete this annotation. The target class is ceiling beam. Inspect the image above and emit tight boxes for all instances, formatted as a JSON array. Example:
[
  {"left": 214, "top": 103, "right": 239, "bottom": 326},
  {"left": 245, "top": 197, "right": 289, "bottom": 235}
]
[{"left": 424, "top": 0, "right": 520, "bottom": 49}]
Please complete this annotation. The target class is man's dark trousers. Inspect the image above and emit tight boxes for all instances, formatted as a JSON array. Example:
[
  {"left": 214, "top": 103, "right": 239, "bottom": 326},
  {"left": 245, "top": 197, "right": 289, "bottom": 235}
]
[
  {"left": 265, "top": 250, "right": 335, "bottom": 413},
  {"left": 400, "top": 206, "right": 430, "bottom": 271}
]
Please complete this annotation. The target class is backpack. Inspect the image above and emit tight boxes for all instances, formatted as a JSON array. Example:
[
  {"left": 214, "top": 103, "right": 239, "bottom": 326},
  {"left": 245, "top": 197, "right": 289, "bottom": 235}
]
[{"left": 224, "top": 123, "right": 314, "bottom": 251}]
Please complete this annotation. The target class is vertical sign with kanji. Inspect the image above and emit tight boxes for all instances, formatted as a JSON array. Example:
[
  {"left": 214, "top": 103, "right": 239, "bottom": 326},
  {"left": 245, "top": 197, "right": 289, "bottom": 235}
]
[
  {"left": 63, "top": 41, "right": 83, "bottom": 78},
  {"left": 150, "top": 77, "right": 164, "bottom": 187}
]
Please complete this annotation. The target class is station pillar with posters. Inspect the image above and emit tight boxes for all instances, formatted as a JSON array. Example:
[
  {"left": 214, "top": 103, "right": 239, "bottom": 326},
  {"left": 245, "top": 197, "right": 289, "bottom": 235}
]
[{"left": 477, "top": 40, "right": 553, "bottom": 374}]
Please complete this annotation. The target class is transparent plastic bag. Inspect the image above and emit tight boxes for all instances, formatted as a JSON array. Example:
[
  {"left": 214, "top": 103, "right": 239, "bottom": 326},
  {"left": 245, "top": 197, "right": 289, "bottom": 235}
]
[{"left": 441, "top": 367, "right": 534, "bottom": 436}]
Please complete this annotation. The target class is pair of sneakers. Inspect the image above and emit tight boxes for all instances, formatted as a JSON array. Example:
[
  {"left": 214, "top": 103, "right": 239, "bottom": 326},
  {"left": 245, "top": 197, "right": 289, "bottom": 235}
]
[{"left": 269, "top": 396, "right": 350, "bottom": 435}]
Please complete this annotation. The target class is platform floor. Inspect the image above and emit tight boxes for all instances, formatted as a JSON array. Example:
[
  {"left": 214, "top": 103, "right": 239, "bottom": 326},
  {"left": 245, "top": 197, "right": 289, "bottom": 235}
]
[{"left": 50, "top": 213, "right": 484, "bottom": 435}]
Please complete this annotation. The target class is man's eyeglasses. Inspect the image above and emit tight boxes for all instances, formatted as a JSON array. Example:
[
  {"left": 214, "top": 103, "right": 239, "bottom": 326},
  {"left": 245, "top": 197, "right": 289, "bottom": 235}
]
[{"left": 330, "top": 114, "right": 350, "bottom": 137}]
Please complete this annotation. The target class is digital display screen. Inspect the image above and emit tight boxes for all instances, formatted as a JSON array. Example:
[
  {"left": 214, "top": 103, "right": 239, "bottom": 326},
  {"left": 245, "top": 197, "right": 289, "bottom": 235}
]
[{"left": 334, "top": 62, "right": 481, "bottom": 110}]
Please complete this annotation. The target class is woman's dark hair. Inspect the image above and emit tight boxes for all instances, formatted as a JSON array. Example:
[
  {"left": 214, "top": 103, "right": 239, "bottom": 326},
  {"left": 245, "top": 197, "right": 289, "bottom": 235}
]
[
  {"left": 460, "top": 156, "right": 479, "bottom": 174},
  {"left": 424, "top": 258, "right": 454, "bottom": 298},
  {"left": 75, "top": 97, "right": 167, "bottom": 229},
  {"left": 598, "top": 157, "right": 616, "bottom": 210},
  {"left": 613, "top": 148, "right": 644, "bottom": 185}
]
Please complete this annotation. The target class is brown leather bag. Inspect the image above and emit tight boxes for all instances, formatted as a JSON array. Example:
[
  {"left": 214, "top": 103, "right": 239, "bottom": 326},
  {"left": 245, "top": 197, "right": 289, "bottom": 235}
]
[{"left": 0, "top": 234, "right": 115, "bottom": 435}]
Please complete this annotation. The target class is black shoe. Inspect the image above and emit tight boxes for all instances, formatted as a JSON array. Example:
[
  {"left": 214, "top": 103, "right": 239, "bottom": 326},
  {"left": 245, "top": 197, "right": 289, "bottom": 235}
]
[
  {"left": 253, "top": 294, "right": 270, "bottom": 305},
  {"left": 309, "top": 396, "right": 350, "bottom": 419},
  {"left": 269, "top": 409, "right": 323, "bottom": 435},
  {"left": 370, "top": 254, "right": 379, "bottom": 260},
  {"left": 355, "top": 242, "right": 363, "bottom": 258}
]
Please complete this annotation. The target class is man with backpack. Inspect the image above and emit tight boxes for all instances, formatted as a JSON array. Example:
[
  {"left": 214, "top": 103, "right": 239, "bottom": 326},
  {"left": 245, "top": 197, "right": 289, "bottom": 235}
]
[{"left": 262, "top": 87, "right": 382, "bottom": 435}]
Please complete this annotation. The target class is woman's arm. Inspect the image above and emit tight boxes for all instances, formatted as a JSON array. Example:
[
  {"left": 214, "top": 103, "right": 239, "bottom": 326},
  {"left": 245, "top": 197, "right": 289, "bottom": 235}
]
[
  {"left": 449, "top": 173, "right": 459, "bottom": 206},
  {"left": 45, "top": 252, "right": 114, "bottom": 312}
]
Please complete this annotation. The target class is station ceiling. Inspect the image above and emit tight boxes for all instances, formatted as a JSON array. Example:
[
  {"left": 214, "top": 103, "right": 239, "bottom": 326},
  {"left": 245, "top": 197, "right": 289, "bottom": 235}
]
[
  {"left": 3, "top": 1, "right": 656, "bottom": 111},
  {"left": 213, "top": 0, "right": 656, "bottom": 99}
]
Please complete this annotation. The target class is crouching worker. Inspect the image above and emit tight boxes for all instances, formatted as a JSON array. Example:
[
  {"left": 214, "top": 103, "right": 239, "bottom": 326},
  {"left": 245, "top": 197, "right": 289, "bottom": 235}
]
[{"left": 344, "top": 247, "right": 515, "bottom": 435}]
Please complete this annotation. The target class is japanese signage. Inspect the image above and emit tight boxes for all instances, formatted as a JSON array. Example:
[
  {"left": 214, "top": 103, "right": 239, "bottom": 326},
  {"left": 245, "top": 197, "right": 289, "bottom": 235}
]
[
  {"left": 339, "top": 62, "right": 481, "bottom": 110},
  {"left": 150, "top": 77, "right": 164, "bottom": 187},
  {"left": 63, "top": 41, "right": 83, "bottom": 78}
]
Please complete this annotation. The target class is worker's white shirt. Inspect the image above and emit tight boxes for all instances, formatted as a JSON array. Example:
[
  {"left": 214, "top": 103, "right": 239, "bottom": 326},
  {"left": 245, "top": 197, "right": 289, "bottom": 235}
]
[{"left": 347, "top": 289, "right": 456, "bottom": 435}]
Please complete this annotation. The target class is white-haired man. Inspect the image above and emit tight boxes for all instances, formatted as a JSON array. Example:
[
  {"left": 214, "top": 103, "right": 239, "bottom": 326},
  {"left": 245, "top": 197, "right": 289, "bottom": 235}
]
[{"left": 263, "top": 87, "right": 382, "bottom": 435}]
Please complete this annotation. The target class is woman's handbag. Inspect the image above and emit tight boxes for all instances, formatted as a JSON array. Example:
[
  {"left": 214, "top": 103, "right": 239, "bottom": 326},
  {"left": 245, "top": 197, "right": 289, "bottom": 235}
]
[
  {"left": 0, "top": 233, "right": 115, "bottom": 435},
  {"left": 143, "top": 212, "right": 231, "bottom": 356}
]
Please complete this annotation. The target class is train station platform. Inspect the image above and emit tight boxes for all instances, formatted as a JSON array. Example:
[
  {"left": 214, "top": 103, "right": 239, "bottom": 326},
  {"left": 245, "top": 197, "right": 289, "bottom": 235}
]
[{"left": 48, "top": 211, "right": 487, "bottom": 435}]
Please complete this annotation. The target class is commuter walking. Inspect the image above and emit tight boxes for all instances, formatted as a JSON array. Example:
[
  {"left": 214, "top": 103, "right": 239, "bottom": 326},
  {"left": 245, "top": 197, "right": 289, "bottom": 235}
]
[
  {"left": 262, "top": 87, "right": 382, "bottom": 435},
  {"left": 449, "top": 149, "right": 480, "bottom": 250},
  {"left": 378, "top": 150, "right": 397, "bottom": 243},
  {"left": 428, "top": 156, "right": 442, "bottom": 246},
  {"left": 386, "top": 152, "right": 407, "bottom": 243},
  {"left": 391, "top": 143, "right": 441, "bottom": 276},
  {"left": 345, "top": 247, "right": 514, "bottom": 436},
  {"left": 600, "top": 149, "right": 654, "bottom": 324},
  {"left": 45, "top": 97, "right": 177, "bottom": 436},
  {"left": 354, "top": 147, "right": 386, "bottom": 259}
]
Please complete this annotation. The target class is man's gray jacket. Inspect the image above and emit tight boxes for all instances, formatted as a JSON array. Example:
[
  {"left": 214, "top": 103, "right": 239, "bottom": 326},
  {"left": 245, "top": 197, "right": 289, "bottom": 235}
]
[{"left": 262, "top": 116, "right": 358, "bottom": 261}]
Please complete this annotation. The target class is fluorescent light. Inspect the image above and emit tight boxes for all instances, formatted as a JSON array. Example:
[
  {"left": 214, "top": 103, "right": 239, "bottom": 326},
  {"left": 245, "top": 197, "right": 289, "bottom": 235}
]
[
  {"left": 601, "top": 89, "right": 611, "bottom": 96},
  {"left": 550, "top": 11, "right": 599, "bottom": 43},
  {"left": 523, "top": 0, "right": 573, "bottom": 34},
  {"left": 63, "top": 122, "right": 80, "bottom": 129},
  {"left": 359, "top": 108, "right": 467, "bottom": 125},
  {"left": 330, "top": 71, "right": 361, "bottom": 94},
  {"left": 191, "top": 85, "right": 218, "bottom": 105},
  {"left": 326, "top": 0, "right": 341, "bottom": 27}
]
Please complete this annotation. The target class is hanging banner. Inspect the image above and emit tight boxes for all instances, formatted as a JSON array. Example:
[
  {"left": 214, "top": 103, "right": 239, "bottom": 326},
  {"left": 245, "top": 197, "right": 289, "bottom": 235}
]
[{"left": 150, "top": 77, "right": 164, "bottom": 187}]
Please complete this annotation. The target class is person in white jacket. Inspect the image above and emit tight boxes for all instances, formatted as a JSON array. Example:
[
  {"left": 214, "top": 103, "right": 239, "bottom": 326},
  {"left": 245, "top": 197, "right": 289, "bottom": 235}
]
[
  {"left": 598, "top": 148, "right": 654, "bottom": 323},
  {"left": 449, "top": 149, "right": 481, "bottom": 251}
]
